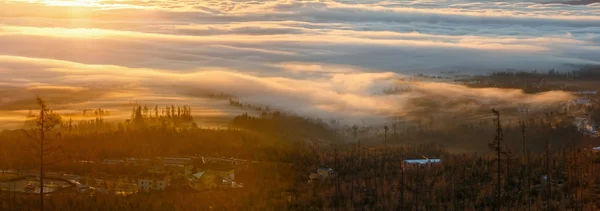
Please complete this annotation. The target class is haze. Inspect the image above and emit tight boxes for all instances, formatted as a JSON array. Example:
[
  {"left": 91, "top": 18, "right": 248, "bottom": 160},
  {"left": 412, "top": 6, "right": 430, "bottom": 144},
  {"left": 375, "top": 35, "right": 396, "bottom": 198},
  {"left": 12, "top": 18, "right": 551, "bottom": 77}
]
[{"left": 1, "top": 0, "right": 598, "bottom": 128}]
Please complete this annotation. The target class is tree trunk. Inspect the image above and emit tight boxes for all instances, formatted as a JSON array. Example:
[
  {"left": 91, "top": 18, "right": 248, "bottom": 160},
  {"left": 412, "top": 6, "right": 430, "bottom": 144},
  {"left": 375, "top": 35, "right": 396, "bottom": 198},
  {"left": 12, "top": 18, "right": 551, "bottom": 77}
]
[{"left": 40, "top": 106, "right": 45, "bottom": 211}]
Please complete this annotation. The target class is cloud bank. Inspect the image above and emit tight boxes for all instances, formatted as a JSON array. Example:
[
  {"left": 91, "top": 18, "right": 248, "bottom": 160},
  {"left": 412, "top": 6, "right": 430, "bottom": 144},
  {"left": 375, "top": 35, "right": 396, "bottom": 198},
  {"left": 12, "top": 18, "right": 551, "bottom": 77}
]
[
  {"left": 0, "top": 0, "right": 595, "bottom": 127},
  {"left": 0, "top": 55, "right": 574, "bottom": 128}
]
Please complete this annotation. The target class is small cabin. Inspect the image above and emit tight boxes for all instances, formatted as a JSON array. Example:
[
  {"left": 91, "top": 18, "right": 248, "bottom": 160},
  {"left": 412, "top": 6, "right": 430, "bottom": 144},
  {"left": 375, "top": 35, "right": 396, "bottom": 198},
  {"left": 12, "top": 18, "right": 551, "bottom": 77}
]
[{"left": 403, "top": 158, "right": 442, "bottom": 169}]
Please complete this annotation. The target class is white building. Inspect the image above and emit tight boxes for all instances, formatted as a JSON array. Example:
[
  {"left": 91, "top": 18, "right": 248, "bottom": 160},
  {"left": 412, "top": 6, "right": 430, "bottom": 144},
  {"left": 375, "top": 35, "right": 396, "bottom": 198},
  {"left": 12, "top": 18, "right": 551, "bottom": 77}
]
[
  {"left": 137, "top": 173, "right": 170, "bottom": 192},
  {"left": 309, "top": 167, "right": 336, "bottom": 181},
  {"left": 403, "top": 158, "right": 442, "bottom": 169}
]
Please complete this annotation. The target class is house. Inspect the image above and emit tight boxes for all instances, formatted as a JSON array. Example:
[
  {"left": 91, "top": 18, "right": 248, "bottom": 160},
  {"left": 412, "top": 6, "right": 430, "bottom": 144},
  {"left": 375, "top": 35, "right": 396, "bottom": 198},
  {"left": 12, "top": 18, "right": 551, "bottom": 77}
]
[
  {"left": 167, "top": 165, "right": 194, "bottom": 178},
  {"left": 137, "top": 173, "right": 170, "bottom": 192},
  {"left": 190, "top": 171, "right": 222, "bottom": 191},
  {"left": 165, "top": 177, "right": 196, "bottom": 192},
  {"left": 403, "top": 158, "right": 442, "bottom": 169},
  {"left": 197, "top": 163, "right": 235, "bottom": 181},
  {"left": 309, "top": 167, "right": 336, "bottom": 182}
]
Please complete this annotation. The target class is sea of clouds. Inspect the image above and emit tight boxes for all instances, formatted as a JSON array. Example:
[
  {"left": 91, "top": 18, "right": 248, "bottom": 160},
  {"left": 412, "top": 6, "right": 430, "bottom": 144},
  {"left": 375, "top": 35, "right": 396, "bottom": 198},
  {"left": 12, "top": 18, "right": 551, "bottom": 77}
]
[{"left": 0, "top": 0, "right": 598, "bottom": 128}]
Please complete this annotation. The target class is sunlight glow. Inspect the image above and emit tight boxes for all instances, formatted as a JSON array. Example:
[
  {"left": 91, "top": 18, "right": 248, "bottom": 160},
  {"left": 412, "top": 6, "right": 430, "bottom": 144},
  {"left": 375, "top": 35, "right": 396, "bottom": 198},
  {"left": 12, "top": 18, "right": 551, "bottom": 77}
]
[
  {"left": 44, "top": 0, "right": 102, "bottom": 7},
  {"left": 2, "top": 26, "right": 112, "bottom": 37}
]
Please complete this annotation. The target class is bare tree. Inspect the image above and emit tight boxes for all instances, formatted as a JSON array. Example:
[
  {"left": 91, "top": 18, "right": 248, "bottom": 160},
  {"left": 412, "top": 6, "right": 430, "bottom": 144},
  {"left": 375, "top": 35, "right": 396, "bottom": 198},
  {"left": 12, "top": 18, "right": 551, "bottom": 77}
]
[
  {"left": 67, "top": 118, "right": 73, "bottom": 134},
  {"left": 489, "top": 109, "right": 505, "bottom": 211},
  {"left": 400, "top": 155, "right": 405, "bottom": 211},
  {"left": 383, "top": 125, "right": 389, "bottom": 206},
  {"left": 331, "top": 144, "right": 340, "bottom": 211},
  {"left": 520, "top": 120, "right": 531, "bottom": 211},
  {"left": 546, "top": 139, "right": 551, "bottom": 211},
  {"left": 22, "top": 97, "right": 63, "bottom": 211},
  {"left": 351, "top": 125, "right": 358, "bottom": 201}
]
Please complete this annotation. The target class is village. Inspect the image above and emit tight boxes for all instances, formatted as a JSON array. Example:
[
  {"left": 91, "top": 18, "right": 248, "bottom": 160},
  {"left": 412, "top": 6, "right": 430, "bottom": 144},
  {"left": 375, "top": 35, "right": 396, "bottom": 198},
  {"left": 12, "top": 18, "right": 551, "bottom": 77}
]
[{"left": 0, "top": 156, "right": 247, "bottom": 196}]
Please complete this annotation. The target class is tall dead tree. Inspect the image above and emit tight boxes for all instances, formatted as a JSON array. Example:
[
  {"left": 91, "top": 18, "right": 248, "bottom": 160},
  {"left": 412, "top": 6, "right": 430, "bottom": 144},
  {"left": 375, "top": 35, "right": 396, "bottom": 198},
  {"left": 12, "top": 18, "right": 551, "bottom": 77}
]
[
  {"left": 383, "top": 125, "right": 389, "bottom": 205},
  {"left": 521, "top": 120, "right": 531, "bottom": 211},
  {"left": 351, "top": 125, "right": 358, "bottom": 202},
  {"left": 22, "top": 97, "right": 63, "bottom": 211},
  {"left": 392, "top": 120, "right": 397, "bottom": 137},
  {"left": 331, "top": 144, "right": 340, "bottom": 211},
  {"left": 489, "top": 109, "right": 504, "bottom": 211},
  {"left": 400, "top": 154, "right": 405, "bottom": 211},
  {"left": 546, "top": 139, "right": 551, "bottom": 211}
]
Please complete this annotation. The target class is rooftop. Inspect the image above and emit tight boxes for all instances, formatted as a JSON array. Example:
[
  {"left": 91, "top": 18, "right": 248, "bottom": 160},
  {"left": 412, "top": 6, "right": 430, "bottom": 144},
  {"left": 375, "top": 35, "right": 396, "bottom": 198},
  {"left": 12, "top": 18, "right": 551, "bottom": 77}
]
[
  {"left": 404, "top": 159, "right": 442, "bottom": 164},
  {"left": 138, "top": 173, "right": 169, "bottom": 180},
  {"left": 192, "top": 171, "right": 205, "bottom": 179}
]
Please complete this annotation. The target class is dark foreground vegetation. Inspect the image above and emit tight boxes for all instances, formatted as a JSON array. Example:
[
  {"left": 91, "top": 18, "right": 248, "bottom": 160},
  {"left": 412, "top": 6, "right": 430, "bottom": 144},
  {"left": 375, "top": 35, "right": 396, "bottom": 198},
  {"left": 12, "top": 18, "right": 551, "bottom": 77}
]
[{"left": 1, "top": 91, "right": 600, "bottom": 210}]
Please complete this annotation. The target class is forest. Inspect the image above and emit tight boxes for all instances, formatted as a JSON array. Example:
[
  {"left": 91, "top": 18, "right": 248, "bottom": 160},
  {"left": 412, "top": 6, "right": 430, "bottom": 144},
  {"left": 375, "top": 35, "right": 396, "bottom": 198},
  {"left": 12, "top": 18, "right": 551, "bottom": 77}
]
[{"left": 0, "top": 96, "right": 599, "bottom": 210}]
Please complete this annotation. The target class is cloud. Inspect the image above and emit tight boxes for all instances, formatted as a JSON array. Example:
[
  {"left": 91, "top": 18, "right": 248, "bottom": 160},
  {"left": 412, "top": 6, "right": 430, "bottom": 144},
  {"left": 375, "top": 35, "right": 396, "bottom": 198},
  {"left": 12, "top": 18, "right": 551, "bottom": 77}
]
[
  {"left": 0, "top": 56, "right": 575, "bottom": 128},
  {"left": 0, "top": 0, "right": 595, "bottom": 127}
]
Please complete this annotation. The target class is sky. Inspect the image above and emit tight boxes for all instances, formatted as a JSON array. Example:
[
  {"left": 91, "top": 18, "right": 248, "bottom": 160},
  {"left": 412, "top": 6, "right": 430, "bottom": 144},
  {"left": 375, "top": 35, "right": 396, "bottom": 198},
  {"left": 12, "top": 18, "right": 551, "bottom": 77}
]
[{"left": 0, "top": 0, "right": 597, "bottom": 128}]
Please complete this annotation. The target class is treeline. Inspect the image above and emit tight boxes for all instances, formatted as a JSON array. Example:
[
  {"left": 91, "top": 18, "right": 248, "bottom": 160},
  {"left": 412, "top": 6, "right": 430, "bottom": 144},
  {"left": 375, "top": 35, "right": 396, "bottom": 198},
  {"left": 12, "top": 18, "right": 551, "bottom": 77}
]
[
  {"left": 491, "top": 66, "right": 600, "bottom": 80},
  {"left": 129, "top": 105, "right": 194, "bottom": 126},
  {"left": 228, "top": 98, "right": 276, "bottom": 113},
  {"left": 230, "top": 112, "right": 340, "bottom": 144},
  {"left": 333, "top": 111, "right": 584, "bottom": 153},
  {"left": 43, "top": 105, "right": 197, "bottom": 133}
]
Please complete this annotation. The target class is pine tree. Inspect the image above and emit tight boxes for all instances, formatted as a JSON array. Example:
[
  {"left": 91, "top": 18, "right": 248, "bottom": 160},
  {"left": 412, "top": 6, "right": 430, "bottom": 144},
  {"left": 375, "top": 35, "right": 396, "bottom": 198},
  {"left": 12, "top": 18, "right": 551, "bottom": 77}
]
[
  {"left": 154, "top": 105, "right": 159, "bottom": 119},
  {"left": 143, "top": 105, "right": 149, "bottom": 118},
  {"left": 22, "top": 97, "right": 63, "bottom": 211},
  {"left": 134, "top": 106, "right": 144, "bottom": 125},
  {"left": 171, "top": 105, "right": 176, "bottom": 119}
]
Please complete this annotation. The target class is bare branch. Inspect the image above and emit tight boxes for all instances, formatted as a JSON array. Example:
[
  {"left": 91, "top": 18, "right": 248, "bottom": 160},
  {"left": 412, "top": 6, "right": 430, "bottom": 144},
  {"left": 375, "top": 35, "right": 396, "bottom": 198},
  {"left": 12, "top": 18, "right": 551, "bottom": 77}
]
[
  {"left": 21, "top": 129, "right": 40, "bottom": 144},
  {"left": 43, "top": 147, "right": 62, "bottom": 156},
  {"left": 44, "top": 156, "right": 70, "bottom": 166}
]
